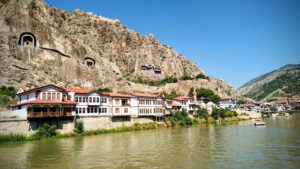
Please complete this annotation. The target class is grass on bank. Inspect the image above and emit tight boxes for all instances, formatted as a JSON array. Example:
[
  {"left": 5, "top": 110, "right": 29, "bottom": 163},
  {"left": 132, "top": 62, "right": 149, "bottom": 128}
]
[{"left": 0, "top": 122, "right": 166, "bottom": 144}]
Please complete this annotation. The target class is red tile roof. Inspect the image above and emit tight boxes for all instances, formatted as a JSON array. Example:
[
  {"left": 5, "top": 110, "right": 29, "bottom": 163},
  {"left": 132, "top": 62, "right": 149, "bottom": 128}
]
[
  {"left": 17, "top": 84, "right": 66, "bottom": 96},
  {"left": 103, "top": 93, "right": 132, "bottom": 98},
  {"left": 172, "top": 102, "right": 181, "bottom": 107},
  {"left": 20, "top": 86, "right": 32, "bottom": 91},
  {"left": 243, "top": 104, "right": 255, "bottom": 107},
  {"left": 11, "top": 100, "right": 77, "bottom": 107},
  {"left": 66, "top": 88, "right": 92, "bottom": 94},
  {"left": 220, "top": 97, "right": 230, "bottom": 100},
  {"left": 127, "top": 92, "right": 159, "bottom": 98},
  {"left": 174, "top": 96, "right": 190, "bottom": 101}
]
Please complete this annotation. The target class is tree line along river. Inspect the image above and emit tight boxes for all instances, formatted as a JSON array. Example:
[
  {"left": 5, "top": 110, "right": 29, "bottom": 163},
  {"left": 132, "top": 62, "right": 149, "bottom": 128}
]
[{"left": 0, "top": 114, "right": 299, "bottom": 169}]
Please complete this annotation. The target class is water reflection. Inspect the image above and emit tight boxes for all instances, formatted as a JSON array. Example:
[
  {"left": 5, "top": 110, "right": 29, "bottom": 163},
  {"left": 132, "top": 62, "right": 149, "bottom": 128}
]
[{"left": 0, "top": 115, "right": 300, "bottom": 169}]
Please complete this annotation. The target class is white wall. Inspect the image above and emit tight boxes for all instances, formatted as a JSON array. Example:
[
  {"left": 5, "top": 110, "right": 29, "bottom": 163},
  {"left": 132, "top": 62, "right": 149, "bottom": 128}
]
[{"left": 5, "top": 105, "right": 28, "bottom": 118}]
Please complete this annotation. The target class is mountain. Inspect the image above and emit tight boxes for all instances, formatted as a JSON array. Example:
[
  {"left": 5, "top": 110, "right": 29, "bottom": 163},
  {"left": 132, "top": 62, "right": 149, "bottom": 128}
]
[
  {"left": 0, "top": 0, "right": 238, "bottom": 97},
  {"left": 238, "top": 64, "right": 300, "bottom": 101}
]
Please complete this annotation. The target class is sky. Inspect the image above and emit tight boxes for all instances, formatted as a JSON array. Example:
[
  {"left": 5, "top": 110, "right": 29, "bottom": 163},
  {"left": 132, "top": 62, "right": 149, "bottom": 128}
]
[{"left": 44, "top": 0, "right": 300, "bottom": 88}]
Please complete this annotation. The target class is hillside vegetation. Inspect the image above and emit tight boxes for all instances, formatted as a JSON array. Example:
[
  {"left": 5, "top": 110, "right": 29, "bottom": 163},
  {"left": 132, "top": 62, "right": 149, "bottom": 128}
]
[{"left": 239, "top": 64, "right": 300, "bottom": 101}]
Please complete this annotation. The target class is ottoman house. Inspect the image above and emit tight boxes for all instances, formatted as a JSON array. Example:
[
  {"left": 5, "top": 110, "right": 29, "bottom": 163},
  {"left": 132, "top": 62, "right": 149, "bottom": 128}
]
[
  {"left": 66, "top": 88, "right": 109, "bottom": 117},
  {"left": 11, "top": 84, "right": 77, "bottom": 119},
  {"left": 126, "top": 92, "right": 166, "bottom": 121}
]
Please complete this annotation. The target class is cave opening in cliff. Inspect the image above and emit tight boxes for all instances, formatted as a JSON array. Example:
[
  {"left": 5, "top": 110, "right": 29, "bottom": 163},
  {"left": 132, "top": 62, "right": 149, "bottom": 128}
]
[
  {"left": 84, "top": 57, "right": 95, "bottom": 68},
  {"left": 140, "top": 65, "right": 153, "bottom": 71},
  {"left": 154, "top": 68, "right": 161, "bottom": 74},
  {"left": 18, "top": 32, "right": 37, "bottom": 47}
]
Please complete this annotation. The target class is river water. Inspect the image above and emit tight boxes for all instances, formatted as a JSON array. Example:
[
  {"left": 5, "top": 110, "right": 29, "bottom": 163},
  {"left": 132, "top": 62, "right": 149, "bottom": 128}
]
[{"left": 0, "top": 114, "right": 300, "bottom": 169}]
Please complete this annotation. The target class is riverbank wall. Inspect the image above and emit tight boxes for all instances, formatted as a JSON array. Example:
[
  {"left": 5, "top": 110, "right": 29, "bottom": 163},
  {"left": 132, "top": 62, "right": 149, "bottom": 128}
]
[
  {"left": 0, "top": 117, "right": 155, "bottom": 136},
  {"left": 236, "top": 109, "right": 261, "bottom": 119}
]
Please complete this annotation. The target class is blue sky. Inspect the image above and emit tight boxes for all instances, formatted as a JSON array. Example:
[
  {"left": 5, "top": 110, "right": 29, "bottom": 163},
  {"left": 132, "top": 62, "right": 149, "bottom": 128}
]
[{"left": 44, "top": 0, "right": 300, "bottom": 88}]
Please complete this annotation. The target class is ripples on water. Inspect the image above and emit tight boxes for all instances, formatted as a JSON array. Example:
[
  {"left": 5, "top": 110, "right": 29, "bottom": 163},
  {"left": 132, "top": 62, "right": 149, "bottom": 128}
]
[{"left": 0, "top": 115, "right": 300, "bottom": 169}]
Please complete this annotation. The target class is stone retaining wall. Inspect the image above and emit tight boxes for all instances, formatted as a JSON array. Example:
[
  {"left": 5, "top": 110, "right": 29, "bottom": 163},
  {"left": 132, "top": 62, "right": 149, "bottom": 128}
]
[{"left": 0, "top": 117, "right": 155, "bottom": 136}]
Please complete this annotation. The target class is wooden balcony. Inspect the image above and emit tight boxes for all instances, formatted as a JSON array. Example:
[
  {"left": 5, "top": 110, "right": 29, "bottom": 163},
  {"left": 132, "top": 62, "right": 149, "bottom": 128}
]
[{"left": 27, "top": 111, "right": 73, "bottom": 118}]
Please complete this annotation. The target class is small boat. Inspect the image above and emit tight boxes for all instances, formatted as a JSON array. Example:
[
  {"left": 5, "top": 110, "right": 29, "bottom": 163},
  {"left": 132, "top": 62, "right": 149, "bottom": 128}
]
[{"left": 254, "top": 120, "right": 266, "bottom": 126}]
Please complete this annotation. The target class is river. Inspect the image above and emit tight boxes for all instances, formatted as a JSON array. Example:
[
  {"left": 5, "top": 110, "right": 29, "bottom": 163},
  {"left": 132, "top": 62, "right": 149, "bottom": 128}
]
[{"left": 0, "top": 114, "right": 300, "bottom": 169}]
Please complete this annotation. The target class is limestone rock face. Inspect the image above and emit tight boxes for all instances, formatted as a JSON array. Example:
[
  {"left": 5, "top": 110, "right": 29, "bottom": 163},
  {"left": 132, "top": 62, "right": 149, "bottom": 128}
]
[
  {"left": 0, "top": 0, "right": 238, "bottom": 97},
  {"left": 131, "top": 78, "right": 239, "bottom": 98}
]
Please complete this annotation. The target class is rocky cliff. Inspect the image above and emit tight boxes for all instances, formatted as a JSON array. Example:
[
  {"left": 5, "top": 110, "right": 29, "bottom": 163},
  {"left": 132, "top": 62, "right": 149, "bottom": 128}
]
[
  {"left": 238, "top": 64, "right": 300, "bottom": 101},
  {"left": 0, "top": 0, "right": 238, "bottom": 97}
]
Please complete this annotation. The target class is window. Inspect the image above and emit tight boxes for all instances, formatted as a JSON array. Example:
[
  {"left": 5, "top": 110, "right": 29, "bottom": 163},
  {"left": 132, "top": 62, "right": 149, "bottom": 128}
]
[
  {"left": 102, "top": 108, "right": 107, "bottom": 113},
  {"left": 79, "top": 108, "right": 82, "bottom": 113},
  {"left": 79, "top": 97, "right": 82, "bottom": 103},
  {"left": 76, "top": 108, "right": 78, "bottom": 113},
  {"left": 56, "top": 93, "right": 60, "bottom": 101},
  {"left": 83, "top": 97, "right": 85, "bottom": 103},
  {"left": 87, "top": 107, "right": 90, "bottom": 113},
  {"left": 75, "top": 97, "right": 78, "bottom": 102},
  {"left": 83, "top": 108, "right": 85, "bottom": 113},
  {"left": 47, "top": 92, "right": 51, "bottom": 100},
  {"left": 93, "top": 97, "right": 96, "bottom": 103},
  {"left": 52, "top": 93, "right": 56, "bottom": 101},
  {"left": 101, "top": 98, "right": 107, "bottom": 103},
  {"left": 115, "top": 99, "right": 120, "bottom": 105},
  {"left": 97, "top": 97, "right": 100, "bottom": 103},
  {"left": 124, "top": 108, "right": 128, "bottom": 113},
  {"left": 115, "top": 108, "right": 120, "bottom": 113},
  {"left": 91, "top": 107, "right": 94, "bottom": 113},
  {"left": 89, "top": 97, "right": 92, "bottom": 102}
]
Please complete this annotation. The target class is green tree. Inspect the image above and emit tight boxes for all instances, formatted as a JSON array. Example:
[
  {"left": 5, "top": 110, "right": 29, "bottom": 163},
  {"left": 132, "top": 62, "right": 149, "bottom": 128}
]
[
  {"left": 97, "top": 88, "right": 113, "bottom": 93},
  {"left": 189, "top": 87, "right": 220, "bottom": 104},
  {"left": 163, "top": 110, "right": 193, "bottom": 126},
  {"left": 194, "top": 108, "right": 209, "bottom": 121},
  {"left": 161, "top": 89, "right": 181, "bottom": 99},
  {"left": 196, "top": 73, "right": 209, "bottom": 80},
  {"left": 237, "top": 99, "right": 247, "bottom": 105},
  {"left": 180, "top": 74, "right": 192, "bottom": 80},
  {"left": 74, "top": 120, "right": 84, "bottom": 134},
  {"left": 36, "top": 123, "right": 57, "bottom": 138}
]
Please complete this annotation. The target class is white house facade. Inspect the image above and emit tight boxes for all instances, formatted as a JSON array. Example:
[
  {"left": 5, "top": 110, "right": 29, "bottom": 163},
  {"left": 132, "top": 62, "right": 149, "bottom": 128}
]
[
  {"left": 12, "top": 84, "right": 77, "bottom": 119},
  {"left": 127, "top": 92, "right": 166, "bottom": 119},
  {"left": 67, "top": 88, "right": 109, "bottom": 117},
  {"left": 219, "top": 97, "right": 237, "bottom": 109}
]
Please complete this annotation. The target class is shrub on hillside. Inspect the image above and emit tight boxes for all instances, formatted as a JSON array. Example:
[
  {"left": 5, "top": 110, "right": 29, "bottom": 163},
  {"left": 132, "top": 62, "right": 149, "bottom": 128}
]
[{"left": 196, "top": 73, "right": 209, "bottom": 80}]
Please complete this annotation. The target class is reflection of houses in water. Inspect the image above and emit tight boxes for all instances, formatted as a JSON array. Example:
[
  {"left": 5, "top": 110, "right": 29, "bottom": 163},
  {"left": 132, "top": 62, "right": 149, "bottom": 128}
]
[{"left": 140, "top": 65, "right": 162, "bottom": 74}]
